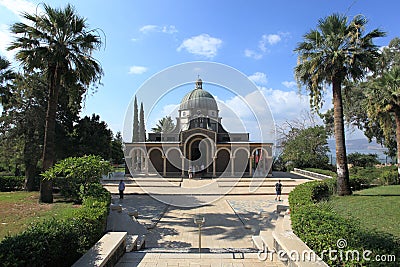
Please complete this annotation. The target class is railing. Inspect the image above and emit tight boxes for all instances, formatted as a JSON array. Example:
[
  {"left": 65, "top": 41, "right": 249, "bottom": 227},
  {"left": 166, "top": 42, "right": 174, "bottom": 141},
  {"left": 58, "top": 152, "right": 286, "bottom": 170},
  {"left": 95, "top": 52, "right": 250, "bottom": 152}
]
[{"left": 292, "top": 168, "right": 332, "bottom": 180}]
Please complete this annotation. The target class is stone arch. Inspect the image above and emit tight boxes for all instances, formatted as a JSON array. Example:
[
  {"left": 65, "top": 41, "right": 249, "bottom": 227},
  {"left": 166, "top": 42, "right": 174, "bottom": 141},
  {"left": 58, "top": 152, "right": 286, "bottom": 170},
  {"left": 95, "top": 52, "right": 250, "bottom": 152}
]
[
  {"left": 234, "top": 148, "right": 250, "bottom": 175},
  {"left": 166, "top": 147, "right": 182, "bottom": 173},
  {"left": 216, "top": 148, "right": 231, "bottom": 174},
  {"left": 148, "top": 147, "right": 163, "bottom": 174}
]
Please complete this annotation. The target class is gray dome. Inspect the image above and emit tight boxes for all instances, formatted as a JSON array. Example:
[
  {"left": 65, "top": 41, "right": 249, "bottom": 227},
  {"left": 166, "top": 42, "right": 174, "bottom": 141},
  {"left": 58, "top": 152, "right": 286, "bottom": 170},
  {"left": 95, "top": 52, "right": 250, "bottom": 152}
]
[{"left": 180, "top": 79, "right": 218, "bottom": 111}]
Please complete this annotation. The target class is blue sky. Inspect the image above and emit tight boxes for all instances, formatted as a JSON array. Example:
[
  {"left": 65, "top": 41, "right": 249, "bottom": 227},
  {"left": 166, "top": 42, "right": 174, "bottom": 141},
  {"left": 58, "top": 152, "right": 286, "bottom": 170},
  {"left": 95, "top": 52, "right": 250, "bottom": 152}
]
[{"left": 1, "top": 0, "right": 400, "bottom": 142}]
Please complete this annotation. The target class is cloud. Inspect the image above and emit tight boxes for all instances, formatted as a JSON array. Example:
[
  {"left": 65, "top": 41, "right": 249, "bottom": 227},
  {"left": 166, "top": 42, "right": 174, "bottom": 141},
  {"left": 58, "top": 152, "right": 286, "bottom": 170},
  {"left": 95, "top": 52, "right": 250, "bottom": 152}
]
[
  {"left": 245, "top": 32, "right": 286, "bottom": 59},
  {"left": 139, "top": 24, "right": 178, "bottom": 34},
  {"left": 282, "top": 81, "right": 297, "bottom": 89},
  {"left": 0, "top": 0, "right": 39, "bottom": 17},
  {"left": 177, "top": 34, "right": 222, "bottom": 58},
  {"left": 259, "top": 34, "right": 282, "bottom": 52},
  {"left": 128, "top": 66, "right": 148, "bottom": 75},
  {"left": 0, "top": 24, "right": 14, "bottom": 61},
  {"left": 244, "top": 49, "right": 263, "bottom": 60},
  {"left": 248, "top": 72, "right": 268, "bottom": 85}
]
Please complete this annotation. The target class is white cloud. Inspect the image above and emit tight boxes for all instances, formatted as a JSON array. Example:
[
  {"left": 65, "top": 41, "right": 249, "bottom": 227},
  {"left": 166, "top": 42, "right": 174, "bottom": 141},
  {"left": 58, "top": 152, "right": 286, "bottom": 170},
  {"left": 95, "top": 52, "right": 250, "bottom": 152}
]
[
  {"left": 0, "top": 24, "right": 14, "bottom": 61},
  {"left": 248, "top": 72, "right": 268, "bottom": 85},
  {"left": 139, "top": 25, "right": 158, "bottom": 34},
  {"left": 244, "top": 49, "right": 263, "bottom": 60},
  {"left": 246, "top": 32, "right": 286, "bottom": 59},
  {"left": 0, "top": 0, "right": 39, "bottom": 17},
  {"left": 177, "top": 34, "right": 222, "bottom": 58},
  {"left": 259, "top": 34, "right": 281, "bottom": 52},
  {"left": 139, "top": 24, "right": 177, "bottom": 34},
  {"left": 128, "top": 66, "right": 148, "bottom": 75},
  {"left": 161, "top": 25, "right": 178, "bottom": 34},
  {"left": 282, "top": 81, "right": 297, "bottom": 89}
]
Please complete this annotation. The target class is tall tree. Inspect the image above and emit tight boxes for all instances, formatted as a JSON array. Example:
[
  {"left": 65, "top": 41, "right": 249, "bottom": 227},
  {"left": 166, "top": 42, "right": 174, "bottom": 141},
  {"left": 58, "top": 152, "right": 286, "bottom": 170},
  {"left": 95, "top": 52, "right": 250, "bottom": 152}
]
[
  {"left": 139, "top": 102, "right": 146, "bottom": 142},
  {"left": 132, "top": 96, "right": 139, "bottom": 142},
  {"left": 294, "top": 13, "right": 385, "bottom": 195},
  {"left": 110, "top": 131, "right": 124, "bottom": 165},
  {"left": 366, "top": 67, "right": 400, "bottom": 183},
  {"left": 0, "top": 56, "right": 14, "bottom": 105},
  {"left": 281, "top": 126, "right": 330, "bottom": 169},
  {"left": 151, "top": 116, "right": 175, "bottom": 133},
  {"left": 8, "top": 4, "right": 103, "bottom": 202},
  {"left": 72, "top": 114, "right": 113, "bottom": 160}
]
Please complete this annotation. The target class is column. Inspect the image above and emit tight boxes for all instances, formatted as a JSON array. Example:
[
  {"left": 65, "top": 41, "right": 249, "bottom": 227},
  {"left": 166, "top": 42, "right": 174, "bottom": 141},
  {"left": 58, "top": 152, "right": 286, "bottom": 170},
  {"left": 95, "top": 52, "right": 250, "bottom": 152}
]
[
  {"left": 249, "top": 156, "right": 253, "bottom": 176},
  {"left": 181, "top": 157, "right": 185, "bottom": 177},
  {"left": 231, "top": 157, "right": 235, "bottom": 177},
  {"left": 163, "top": 156, "right": 166, "bottom": 177},
  {"left": 144, "top": 156, "right": 149, "bottom": 175},
  {"left": 212, "top": 157, "right": 216, "bottom": 177}
]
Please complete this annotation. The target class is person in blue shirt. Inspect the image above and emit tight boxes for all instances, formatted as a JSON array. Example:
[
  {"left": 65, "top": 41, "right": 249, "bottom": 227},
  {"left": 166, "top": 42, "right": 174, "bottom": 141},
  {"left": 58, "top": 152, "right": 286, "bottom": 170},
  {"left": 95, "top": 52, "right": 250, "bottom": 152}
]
[{"left": 118, "top": 180, "right": 126, "bottom": 199}]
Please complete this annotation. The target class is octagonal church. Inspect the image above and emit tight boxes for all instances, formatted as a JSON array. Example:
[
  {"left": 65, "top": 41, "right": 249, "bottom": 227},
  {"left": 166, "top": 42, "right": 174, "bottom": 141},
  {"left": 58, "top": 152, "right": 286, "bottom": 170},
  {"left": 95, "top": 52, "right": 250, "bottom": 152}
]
[{"left": 124, "top": 78, "right": 273, "bottom": 178}]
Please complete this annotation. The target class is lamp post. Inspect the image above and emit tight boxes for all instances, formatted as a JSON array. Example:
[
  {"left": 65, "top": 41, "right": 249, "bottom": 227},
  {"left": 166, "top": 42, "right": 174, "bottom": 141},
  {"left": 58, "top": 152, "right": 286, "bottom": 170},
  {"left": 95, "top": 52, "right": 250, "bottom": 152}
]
[{"left": 194, "top": 215, "right": 205, "bottom": 253}]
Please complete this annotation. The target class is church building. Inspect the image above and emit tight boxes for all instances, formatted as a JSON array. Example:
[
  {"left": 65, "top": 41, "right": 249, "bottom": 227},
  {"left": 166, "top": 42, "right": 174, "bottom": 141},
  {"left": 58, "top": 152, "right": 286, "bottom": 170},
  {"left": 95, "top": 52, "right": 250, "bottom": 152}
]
[{"left": 124, "top": 78, "right": 273, "bottom": 178}]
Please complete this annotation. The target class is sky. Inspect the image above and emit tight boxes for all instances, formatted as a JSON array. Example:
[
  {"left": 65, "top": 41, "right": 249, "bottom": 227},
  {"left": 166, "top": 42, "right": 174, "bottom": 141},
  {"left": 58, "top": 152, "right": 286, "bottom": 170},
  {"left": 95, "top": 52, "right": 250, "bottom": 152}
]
[{"left": 1, "top": 0, "right": 400, "bottom": 143}]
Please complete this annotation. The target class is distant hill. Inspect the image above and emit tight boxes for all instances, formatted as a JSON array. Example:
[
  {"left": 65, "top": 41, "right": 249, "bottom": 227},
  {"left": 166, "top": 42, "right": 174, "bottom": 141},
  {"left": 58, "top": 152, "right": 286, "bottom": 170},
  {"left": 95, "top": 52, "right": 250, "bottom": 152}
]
[{"left": 327, "top": 138, "right": 391, "bottom": 163}]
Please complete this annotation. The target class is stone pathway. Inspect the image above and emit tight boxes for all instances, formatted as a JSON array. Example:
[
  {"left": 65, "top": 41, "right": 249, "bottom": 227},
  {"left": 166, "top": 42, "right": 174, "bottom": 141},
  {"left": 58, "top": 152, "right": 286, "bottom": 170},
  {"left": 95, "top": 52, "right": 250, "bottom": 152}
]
[{"left": 105, "top": 172, "right": 306, "bottom": 266}]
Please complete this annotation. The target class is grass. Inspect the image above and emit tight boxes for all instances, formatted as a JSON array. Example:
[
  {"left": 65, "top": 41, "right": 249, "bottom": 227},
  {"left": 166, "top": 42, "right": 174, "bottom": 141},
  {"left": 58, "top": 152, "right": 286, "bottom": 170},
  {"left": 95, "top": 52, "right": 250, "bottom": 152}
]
[
  {"left": 331, "top": 185, "right": 400, "bottom": 240},
  {"left": 0, "top": 191, "right": 79, "bottom": 241}
]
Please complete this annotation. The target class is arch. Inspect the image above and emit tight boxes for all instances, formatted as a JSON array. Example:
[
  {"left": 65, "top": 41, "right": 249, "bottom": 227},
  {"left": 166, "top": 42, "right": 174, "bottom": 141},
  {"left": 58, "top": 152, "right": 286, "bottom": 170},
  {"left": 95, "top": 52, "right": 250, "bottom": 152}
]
[
  {"left": 183, "top": 133, "right": 216, "bottom": 157},
  {"left": 166, "top": 148, "right": 182, "bottom": 173},
  {"left": 216, "top": 149, "right": 230, "bottom": 174},
  {"left": 251, "top": 147, "right": 270, "bottom": 158},
  {"left": 215, "top": 147, "right": 231, "bottom": 158},
  {"left": 148, "top": 148, "right": 163, "bottom": 174},
  {"left": 233, "top": 147, "right": 250, "bottom": 158},
  {"left": 128, "top": 147, "right": 147, "bottom": 159},
  {"left": 234, "top": 149, "right": 249, "bottom": 175},
  {"left": 147, "top": 147, "right": 165, "bottom": 157}
]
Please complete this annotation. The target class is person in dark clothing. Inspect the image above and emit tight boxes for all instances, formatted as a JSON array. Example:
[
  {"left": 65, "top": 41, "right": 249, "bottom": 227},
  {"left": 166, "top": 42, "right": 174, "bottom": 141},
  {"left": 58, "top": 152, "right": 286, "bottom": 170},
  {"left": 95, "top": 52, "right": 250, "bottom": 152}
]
[
  {"left": 275, "top": 180, "right": 282, "bottom": 201},
  {"left": 118, "top": 180, "right": 125, "bottom": 199}
]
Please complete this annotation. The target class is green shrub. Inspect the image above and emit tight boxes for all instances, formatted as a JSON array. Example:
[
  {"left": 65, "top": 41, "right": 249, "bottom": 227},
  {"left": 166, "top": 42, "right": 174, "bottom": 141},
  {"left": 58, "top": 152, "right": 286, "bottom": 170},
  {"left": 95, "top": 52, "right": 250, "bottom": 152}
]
[
  {"left": 0, "top": 183, "right": 111, "bottom": 266},
  {"left": 42, "top": 155, "right": 112, "bottom": 202},
  {"left": 349, "top": 175, "right": 370, "bottom": 190},
  {"left": 289, "top": 180, "right": 400, "bottom": 266},
  {"left": 0, "top": 176, "right": 24, "bottom": 192},
  {"left": 379, "top": 169, "right": 397, "bottom": 185}
]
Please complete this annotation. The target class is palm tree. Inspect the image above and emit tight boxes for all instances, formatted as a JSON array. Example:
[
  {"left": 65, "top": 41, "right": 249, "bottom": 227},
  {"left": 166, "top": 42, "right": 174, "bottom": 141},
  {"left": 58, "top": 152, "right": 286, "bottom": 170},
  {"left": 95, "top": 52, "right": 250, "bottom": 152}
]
[
  {"left": 294, "top": 14, "right": 385, "bottom": 195},
  {"left": 8, "top": 4, "right": 103, "bottom": 202},
  {"left": 0, "top": 56, "right": 15, "bottom": 105},
  {"left": 152, "top": 116, "right": 175, "bottom": 133},
  {"left": 366, "top": 67, "right": 400, "bottom": 184}
]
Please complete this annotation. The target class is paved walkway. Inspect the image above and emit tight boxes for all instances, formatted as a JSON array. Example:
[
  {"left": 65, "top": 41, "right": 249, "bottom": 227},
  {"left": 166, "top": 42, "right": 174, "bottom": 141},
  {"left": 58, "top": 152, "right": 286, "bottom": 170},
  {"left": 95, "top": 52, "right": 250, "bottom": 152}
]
[{"left": 105, "top": 172, "right": 307, "bottom": 266}]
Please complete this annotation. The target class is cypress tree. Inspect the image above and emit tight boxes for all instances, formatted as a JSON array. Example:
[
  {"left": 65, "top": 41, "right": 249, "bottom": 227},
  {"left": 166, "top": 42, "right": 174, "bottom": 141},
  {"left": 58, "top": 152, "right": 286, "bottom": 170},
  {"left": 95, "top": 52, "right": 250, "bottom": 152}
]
[
  {"left": 132, "top": 96, "right": 139, "bottom": 142},
  {"left": 139, "top": 102, "right": 146, "bottom": 141}
]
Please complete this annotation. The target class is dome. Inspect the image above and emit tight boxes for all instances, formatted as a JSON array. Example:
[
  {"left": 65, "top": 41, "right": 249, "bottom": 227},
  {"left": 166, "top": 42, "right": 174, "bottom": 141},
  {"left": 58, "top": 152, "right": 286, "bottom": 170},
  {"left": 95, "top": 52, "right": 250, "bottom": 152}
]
[{"left": 179, "top": 79, "right": 218, "bottom": 111}]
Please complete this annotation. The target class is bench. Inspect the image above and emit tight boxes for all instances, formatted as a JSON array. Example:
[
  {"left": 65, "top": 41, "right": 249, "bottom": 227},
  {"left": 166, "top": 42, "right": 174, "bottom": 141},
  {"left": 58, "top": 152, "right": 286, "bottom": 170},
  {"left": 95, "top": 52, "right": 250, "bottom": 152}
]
[{"left": 72, "top": 232, "right": 127, "bottom": 267}]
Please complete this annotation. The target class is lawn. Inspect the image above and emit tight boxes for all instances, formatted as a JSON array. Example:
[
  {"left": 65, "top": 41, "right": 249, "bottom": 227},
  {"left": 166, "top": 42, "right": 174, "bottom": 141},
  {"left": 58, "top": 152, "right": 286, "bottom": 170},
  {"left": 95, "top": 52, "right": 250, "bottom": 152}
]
[
  {"left": 331, "top": 185, "right": 400, "bottom": 240},
  {"left": 0, "top": 191, "right": 79, "bottom": 241}
]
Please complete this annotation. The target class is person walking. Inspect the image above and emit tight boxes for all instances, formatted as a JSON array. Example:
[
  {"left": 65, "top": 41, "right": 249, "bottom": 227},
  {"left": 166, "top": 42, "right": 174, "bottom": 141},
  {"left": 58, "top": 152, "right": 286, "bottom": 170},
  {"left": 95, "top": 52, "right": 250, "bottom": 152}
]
[
  {"left": 188, "top": 166, "right": 193, "bottom": 179},
  {"left": 118, "top": 180, "right": 126, "bottom": 199},
  {"left": 275, "top": 180, "right": 282, "bottom": 201}
]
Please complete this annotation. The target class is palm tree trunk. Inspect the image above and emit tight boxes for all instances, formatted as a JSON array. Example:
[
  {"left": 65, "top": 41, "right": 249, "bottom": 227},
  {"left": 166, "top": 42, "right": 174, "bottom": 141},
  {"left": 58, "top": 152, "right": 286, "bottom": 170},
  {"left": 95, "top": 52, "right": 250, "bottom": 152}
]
[
  {"left": 40, "top": 67, "right": 60, "bottom": 203},
  {"left": 333, "top": 79, "right": 351, "bottom": 195},
  {"left": 394, "top": 109, "right": 400, "bottom": 184}
]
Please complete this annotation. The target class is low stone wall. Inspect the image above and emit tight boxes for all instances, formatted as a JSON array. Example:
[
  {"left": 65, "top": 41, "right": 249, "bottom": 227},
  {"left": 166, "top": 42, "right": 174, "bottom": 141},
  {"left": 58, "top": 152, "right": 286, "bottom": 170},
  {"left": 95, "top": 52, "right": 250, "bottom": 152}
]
[
  {"left": 273, "top": 209, "right": 329, "bottom": 267},
  {"left": 292, "top": 168, "right": 332, "bottom": 180}
]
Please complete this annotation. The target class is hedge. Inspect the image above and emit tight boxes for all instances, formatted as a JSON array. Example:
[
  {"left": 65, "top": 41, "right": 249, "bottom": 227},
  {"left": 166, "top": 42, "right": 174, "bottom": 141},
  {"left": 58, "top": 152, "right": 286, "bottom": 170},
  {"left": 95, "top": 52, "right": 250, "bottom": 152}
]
[
  {"left": 0, "top": 176, "right": 24, "bottom": 192},
  {"left": 289, "top": 180, "right": 399, "bottom": 266},
  {"left": 0, "top": 184, "right": 111, "bottom": 267}
]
